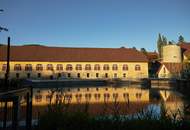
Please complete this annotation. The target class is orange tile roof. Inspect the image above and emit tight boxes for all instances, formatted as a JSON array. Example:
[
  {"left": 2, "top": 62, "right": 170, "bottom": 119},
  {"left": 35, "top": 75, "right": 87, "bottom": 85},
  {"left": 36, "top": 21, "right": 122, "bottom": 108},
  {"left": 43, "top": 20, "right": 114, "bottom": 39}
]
[
  {"left": 146, "top": 52, "right": 158, "bottom": 61},
  {"left": 179, "top": 42, "right": 190, "bottom": 50},
  {"left": 157, "top": 63, "right": 183, "bottom": 74},
  {"left": 0, "top": 45, "right": 148, "bottom": 62}
]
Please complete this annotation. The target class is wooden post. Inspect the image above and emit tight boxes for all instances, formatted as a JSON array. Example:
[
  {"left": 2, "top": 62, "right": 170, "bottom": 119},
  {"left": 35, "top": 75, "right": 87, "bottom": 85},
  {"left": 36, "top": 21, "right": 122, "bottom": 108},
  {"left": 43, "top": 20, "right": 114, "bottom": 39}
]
[
  {"left": 12, "top": 96, "right": 19, "bottom": 130},
  {"left": 3, "top": 37, "right": 10, "bottom": 129},
  {"left": 5, "top": 37, "right": 10, "bottom": 89},
  {"left": 3, "top": 101, "right": 7, "bottom": 129},
  {"left": 26, "top": 87, "right": 33, "bottom": 130}
]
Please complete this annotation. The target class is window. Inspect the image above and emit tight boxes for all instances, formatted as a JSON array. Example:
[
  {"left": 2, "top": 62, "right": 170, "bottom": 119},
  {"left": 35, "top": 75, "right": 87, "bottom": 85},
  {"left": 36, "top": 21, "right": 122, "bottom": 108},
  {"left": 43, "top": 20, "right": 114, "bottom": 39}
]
[
  {"left": 68, "top": 73, "right": 71, "bottom": 78},
  {"left": 104, "top": 93, "right": 110, "bottom": 101},
  {"left": 16, "top": 73, "right": 19, "bottom": 78},
  {"left": 103, "top": 64, "right": 109, "bottom": 70},
  {"left": 25, "top": 64, "right": 32, "bottom": 71},
  {"left": 47, "top": 64, "right": 53, "bottom": 70},
  {"left": 112, "top": 64, "right": 118, "bottom": 71},
  {"left": 66, "top": 64, "right": 73, "bottom": 71},
  {"left": 113, "top": 93, "right": 118, "bottom": 100},
  {"left": 85, "top": 93, "right": 91, "bottom": 101},
  {"left": 105, "top": 73, "right": 108, "bottom": 78},
  {"left": 123, "top": 73, "right": 126, "bottom": 78},
  {"left": 36, "top": 64, "right": 43, "bottom": 71},
  {"left": 135, "top": 65, "right": 141, "bottom": 71},
  {"left": 96, "top": 73, "right": 99, "bottom": 78},
  {"left": 58, "top": 73, "right": 61, "bottom": 78},
  {"left": 14, "top": 64, "right": 22, "bottom": 71},
  {"left": 123, "top": 93, "right": 129, "bottom": 99},
  {"left": 87, "top": 73, "right": 90, "bottom": 78},
  {"left": 75, "top": 94, "right": 82, "bottom": 102},
  {"left": 94, "top": 64, "right": 100, "bottom": 70},
  {"left": 35, "top": 95, "right": 42, "bottom": 102},
  {"left": 27, "top": 73, "right": 31, "bottom": 78},
  {"left": 37, "top": 73, "right": 41, "bottom": 78},
  {"left": 85, "top": 64, "right": 91, "bottom": 70},
  {"left": 50, "top": 75, "right": 53, "bottom": 79},
  {"left": 56, "top": 64, "right": 63, "bottom": 71},
  {"left": 56, "top": 94, "right": 62, "bottom": 101},
  {"left": 2, "top": 64, "right": 7, "bottom": 71},
  {"left": 123, "top": 64, "right": 128, "bottom": 71},
  {"left": 46, "top": 95, "right": 51, "bottom": 102},
  {"left": 76, "top": 64, "right": 82, "bottom": 70},
  {"left": 65, "top": 94, "right": 72, "bottom": 101},
  {"left": 136, "top": 93, "right": 142, "bottom": 99},
  {"left": 114, "top": 73, "right": 117, "bottom": 78},
  {"left": 77, "top": 73, "right": 80, "bottom": 78},
  {"left": 94, "top": 93, "right": 101, "bottom": 100}
]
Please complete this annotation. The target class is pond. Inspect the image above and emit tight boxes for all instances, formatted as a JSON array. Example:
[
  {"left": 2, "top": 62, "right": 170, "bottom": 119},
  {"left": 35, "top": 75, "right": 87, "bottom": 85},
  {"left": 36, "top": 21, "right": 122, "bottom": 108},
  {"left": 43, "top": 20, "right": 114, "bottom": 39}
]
[{"left": 0, "top": 84, "right": 187, "bottom": 127}]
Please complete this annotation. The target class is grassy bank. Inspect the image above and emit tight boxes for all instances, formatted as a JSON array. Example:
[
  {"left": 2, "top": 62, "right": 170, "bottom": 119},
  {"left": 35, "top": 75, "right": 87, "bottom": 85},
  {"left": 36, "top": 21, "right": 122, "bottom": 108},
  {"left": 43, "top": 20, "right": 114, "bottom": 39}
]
[{"left": 36, "top": 103, "right": 190, "bottom": 130}]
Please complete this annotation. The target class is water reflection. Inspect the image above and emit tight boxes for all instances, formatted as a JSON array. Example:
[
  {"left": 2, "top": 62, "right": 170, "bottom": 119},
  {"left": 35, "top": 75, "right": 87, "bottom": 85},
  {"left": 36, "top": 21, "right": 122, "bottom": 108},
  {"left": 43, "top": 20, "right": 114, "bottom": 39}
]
[
  {"left": 0, "top": 85, "right": 185, "bottom": 123},
  {"left": 31, "top": 86, "right": 184, "bottom": 118}
]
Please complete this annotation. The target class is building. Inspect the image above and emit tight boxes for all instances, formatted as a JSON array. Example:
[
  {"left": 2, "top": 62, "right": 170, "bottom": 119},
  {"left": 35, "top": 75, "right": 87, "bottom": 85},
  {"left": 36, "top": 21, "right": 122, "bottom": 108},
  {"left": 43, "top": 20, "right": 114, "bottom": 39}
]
[
  {"left": 157, "top": 42, "right": 190, "bottom": 78},
  {"left": 157, "top": 44, "right": 183, "bottom": 78},
  {"left": 0, "top": 45, "right": 148, "bottom": 79}
]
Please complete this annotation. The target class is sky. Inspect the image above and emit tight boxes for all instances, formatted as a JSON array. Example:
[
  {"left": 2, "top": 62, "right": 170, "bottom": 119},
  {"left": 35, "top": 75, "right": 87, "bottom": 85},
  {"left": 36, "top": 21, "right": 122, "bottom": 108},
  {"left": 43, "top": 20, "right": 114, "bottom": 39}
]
[{"left": 0, "top": 0, "right": 190, "bottom": 51}]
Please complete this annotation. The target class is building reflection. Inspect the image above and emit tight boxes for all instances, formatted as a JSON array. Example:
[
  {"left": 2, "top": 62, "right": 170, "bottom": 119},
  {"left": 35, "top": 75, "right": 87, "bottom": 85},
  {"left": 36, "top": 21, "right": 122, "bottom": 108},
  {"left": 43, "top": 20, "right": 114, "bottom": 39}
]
[{"left": 32, "top": 86, "right": 149, "bottom": 105}]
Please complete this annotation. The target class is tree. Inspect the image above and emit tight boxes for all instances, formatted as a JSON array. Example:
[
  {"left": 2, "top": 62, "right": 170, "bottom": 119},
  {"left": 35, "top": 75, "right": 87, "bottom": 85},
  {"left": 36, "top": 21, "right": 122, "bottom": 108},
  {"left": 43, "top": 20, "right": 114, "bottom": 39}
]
[
  {"left": 157, "top": 33, "right": 163, "bottom": 58},
  {"left": 0, "top": 9, "right": 8, "bottom": 32},
  {"left": 178, "top": 35, "right": 185, "bottom": 42},
  {"left": 162, "top": 36, "right": 167, "bottom": 45},
  {"left": 132, "top": 46, "right": 137, "bottom": 50},
  {"left": 140, "top": 48, "right": 147, "bottom": 55}
]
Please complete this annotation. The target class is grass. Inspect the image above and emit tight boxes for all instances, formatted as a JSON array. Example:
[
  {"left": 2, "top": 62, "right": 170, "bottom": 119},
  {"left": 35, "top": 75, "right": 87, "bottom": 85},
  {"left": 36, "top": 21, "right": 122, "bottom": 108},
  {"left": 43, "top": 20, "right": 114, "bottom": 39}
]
[{"left": 36, "top": 101, "right": 190, "bottom": 130}]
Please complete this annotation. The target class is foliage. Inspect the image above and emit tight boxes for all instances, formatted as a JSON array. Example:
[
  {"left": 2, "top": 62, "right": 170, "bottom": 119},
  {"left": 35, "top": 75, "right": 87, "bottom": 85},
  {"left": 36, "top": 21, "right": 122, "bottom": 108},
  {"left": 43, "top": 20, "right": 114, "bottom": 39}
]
[
  {"left": 37, "top": 101, "right": 190, "bottom": 130},
  {"left": 178, "top": 35, "right": 185, "bottom": 42},
  {"left": 140, "top": 48, "right": 147, "bottom": 55}
]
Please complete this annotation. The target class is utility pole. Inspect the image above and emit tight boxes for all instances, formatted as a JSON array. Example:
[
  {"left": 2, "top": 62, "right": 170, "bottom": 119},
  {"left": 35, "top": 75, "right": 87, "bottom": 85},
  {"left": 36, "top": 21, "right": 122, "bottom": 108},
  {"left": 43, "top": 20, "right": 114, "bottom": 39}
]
[{"left": 5, "top": 37, "right": 10, "bottom": 89}]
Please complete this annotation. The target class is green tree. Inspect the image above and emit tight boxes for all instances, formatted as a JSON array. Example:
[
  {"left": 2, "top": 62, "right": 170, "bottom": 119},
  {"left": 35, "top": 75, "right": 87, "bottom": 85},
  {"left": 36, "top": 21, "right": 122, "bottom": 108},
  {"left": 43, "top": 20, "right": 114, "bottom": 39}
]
[
  {"left": 178, "top": 35, "right": 185, "bottom": 42},
  {"left": 162, "top": 36, "right": 167, "bottom": 45},
  {"left": 140, "top": 48, "right": 147, "bottom": 55},
  {"left": 157, "top": 33, "right": 163, "bottom": 58}
]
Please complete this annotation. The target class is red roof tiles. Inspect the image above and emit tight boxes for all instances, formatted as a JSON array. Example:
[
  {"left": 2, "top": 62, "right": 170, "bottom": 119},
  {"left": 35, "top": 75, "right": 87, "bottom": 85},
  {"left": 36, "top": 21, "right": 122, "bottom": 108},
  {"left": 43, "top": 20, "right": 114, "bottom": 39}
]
[
  {"left": 0, "top": 45, "right": 148, "bottom": 62},
  {"left": 157, "top": 63, "right": 183, "bottom": 74}
]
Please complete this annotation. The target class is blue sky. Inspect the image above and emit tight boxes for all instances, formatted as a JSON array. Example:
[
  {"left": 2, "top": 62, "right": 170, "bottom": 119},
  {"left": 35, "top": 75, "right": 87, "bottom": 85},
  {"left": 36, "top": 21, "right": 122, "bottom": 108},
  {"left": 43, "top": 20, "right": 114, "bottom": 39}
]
[{"left": 0, "top": 0, "right": 190, "bottom": 51}]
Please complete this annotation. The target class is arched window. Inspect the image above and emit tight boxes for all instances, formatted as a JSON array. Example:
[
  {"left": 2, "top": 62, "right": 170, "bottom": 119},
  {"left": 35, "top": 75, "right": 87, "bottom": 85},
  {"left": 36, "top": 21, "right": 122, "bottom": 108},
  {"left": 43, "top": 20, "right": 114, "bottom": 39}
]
[
  {"left": 123, "top": 64, "right": 128, "bottom": 71},
  {"left": 94, "top": 64, "right": 100, "bottom": 70},
  {"left": 47, "top": 64, "right": 53, "bottom": 70},
  {"left": 113, "top": 93, "right": 118, "bottom": 100},
  {"left": 103, "top": 64, "right": 109, "bottom": 70},
  {"left": 25, "top": 64, "right": 32, "bottom": 71},
  {"left": 14, "top": 64, "right": 22, "bottom": 71},
  {"left": 36, "top": 64, "right": 43, "bottom": 71},
  {"left": 66, "top": 64, "right": 73, "bottom": 71},
  {"left": 2, "top": 64, "right": 7, "bottom": 71},
  {"left": 112, "top": 64, "right": 118, "bottom": 71},
  {"left": 56, "top": 64, "right": 63, "bottom": 71},
  {"left": 85, "top": 64, "right": 91, "bottom": 70},
  {"left": 135, "top": 65, "right": 141, "bottom": 71},
  {"left": 76, "top": 64, "right": 82, "bottom": 70},
  {"left": 94, "top": 93, "right": 101, "bottom": 100},
  {"left": 123, "top": 93, "right": 129, "bottom": 99},
  {"left": 85, "top": 93, "right": 91, "bottom": 101}
]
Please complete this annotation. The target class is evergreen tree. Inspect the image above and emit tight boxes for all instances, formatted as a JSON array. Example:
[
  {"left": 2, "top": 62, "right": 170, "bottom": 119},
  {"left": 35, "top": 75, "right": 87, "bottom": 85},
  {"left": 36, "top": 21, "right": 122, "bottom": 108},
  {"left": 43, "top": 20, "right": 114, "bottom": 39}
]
[
  {"left": 162, "top": 36, "right": 167, "bottom": 45},
  {"left": 178, "top": 35, "right": 185, "bottom": 42},
  {"left": 157, "top": 33, "right": 163, "bottom": 58},
  {"left": 140, "top": 48, "right": 147, "bottom": 55}
]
